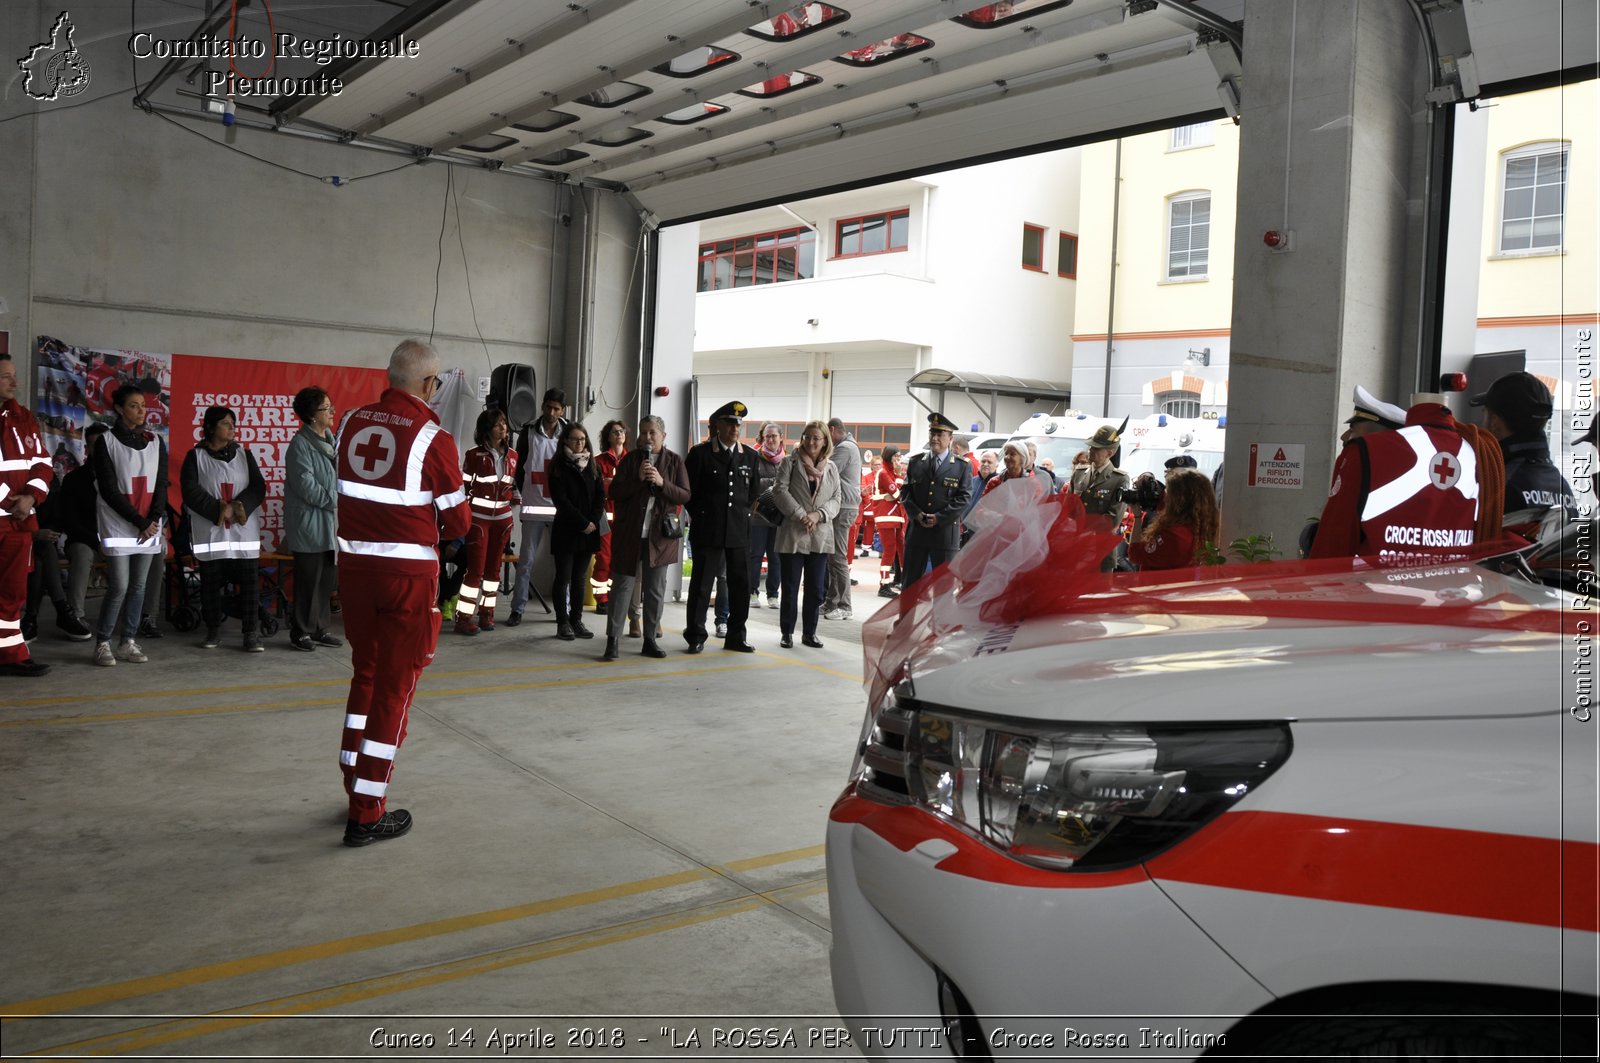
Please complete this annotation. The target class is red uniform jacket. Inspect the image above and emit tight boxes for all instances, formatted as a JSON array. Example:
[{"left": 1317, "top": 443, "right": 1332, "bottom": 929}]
[
  {"left": 1, "top": 398, "right": 52, "bottom": 533},
  {"left": 463, "top": 445, "right": 517, "bottom": 523},
  {"left": 1309, "top": 404, "right": 1479, "bottom": 564},
  {"left": 336, "top": 388, "right": 470, "bottom": 576},
  {"left": 868, "top": 467, "right": 905, "bottom": 523},
  {"left": 1136, "top": 524, "right": 1198, "bottom": 569}
]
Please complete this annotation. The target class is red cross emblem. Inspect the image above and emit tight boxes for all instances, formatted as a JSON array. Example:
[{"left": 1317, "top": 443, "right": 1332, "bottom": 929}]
[
  {"left": 348, "top": 425, "right": 397, "bottom": 481},
  {"left": 125, "top": 474, "right": 152, "bottom": 514},
  {"left": 1428, "top": 451, "right": 1460, "bottom": 490}
]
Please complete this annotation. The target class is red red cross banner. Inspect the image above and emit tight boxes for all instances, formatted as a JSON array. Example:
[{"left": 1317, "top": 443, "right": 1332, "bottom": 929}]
[{"left": 169, "top": 353, "right": 388, "bottom": 551}]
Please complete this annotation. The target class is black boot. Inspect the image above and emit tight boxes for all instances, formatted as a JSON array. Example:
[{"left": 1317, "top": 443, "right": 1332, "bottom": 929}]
[{"left": 601, "top": 638, "right": 620, "bottom": 661}]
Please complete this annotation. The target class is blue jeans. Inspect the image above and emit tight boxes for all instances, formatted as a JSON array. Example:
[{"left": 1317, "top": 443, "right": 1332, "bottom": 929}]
[
  {"left": 779, "top": 552, "right": 828, "bottom": 639},
  {"left": 510, "top": 520, "right": 550, "bottom": 614},
  {"left": 97, "top": 552, "right": 152, "bottom": 644}
]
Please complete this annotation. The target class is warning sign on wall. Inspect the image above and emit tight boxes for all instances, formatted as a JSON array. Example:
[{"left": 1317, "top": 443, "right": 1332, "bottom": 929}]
[{"left": 1247, "top": 442, "right": 1306, "bottom": 489}]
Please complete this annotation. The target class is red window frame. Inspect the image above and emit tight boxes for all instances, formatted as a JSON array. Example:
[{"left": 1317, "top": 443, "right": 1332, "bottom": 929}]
[
  {"left": 832, "top": 208, "right": 911, "bottom": 259},
  {"left": 697, "top": 226, "right": 817, "bottom": 291},
  {"left": 1057, "top": 232, "right": 1078, "bottom": 278},
  {"left": 1022, "top": 223, "right": 1047, "bottom": 272}
]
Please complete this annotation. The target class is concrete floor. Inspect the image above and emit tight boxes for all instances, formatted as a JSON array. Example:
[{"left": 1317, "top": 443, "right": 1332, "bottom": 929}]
[{"left": 0, "top": 556, "right": 888, "bottom": 1060}]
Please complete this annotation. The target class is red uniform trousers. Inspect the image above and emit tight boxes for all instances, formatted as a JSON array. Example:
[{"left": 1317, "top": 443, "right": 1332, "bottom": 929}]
[
  {"left": 854, "top": 510, "right": 874, "bottom": 555},
  {"left": 591, "top": 513, "right": 614, "bottom": 607},
  {"left": 339, "top": 570, "right": 440, "bottom": 824},
  {"left": 456, "top": 516, "right": 513, "bottom": 620},
  {"left": 877, "top": 518, "right": 905, "bottom": 585},
  {"left": 0, "top": 530, "right": 32, "bottom": 665}
]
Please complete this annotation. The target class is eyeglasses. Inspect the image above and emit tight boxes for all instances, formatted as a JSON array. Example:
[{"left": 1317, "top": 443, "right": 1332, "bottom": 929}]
[
  {"left": 316, "top": 405, "right": 334, "bottom": 414},
  {"left": 423, "top": 375, "right": 442, "bottom": 389}
]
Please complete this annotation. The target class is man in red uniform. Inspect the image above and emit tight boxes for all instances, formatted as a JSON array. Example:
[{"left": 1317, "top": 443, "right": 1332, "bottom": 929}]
[
  {"left": 1, "top": 353, "right": 54, "bottom": 677},
  {"left": 336, "top": 340, "right": 470, "bottom": 846},
  {"left": 1309, "top": 398, "right": 1479, "bottom": 565}
]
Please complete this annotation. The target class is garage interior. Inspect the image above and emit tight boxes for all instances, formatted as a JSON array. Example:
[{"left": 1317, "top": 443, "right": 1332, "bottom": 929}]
[{"left": 2, "top": 0, "right": 1595, "bottom": 1055}]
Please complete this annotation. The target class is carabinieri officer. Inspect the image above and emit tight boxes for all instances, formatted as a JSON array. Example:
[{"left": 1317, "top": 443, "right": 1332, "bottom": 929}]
[
  {"left": 900, "top": 412, "right": 973, "bottom": 592},
  {"left": 684, "top": 401, "right": 761, "bottom": 653}
]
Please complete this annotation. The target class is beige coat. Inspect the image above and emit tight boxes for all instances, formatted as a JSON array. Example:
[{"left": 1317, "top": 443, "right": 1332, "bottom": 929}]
[{"left": 770, "top": 452, "right": 841, "bottom": 555}]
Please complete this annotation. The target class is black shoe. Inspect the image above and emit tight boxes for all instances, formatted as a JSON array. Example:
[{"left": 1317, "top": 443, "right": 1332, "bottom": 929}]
[
  {"left": 313, "top": 631, "right": 343, "bottom": 648},
  {"left": 138, "top": 616, "right": 163, "bottom": 639},
  {"left": 290, "top": 633, "right": 315, "bottom": 651},
  {"left": 724, "top": 639, "right": 755, "bottom": 653},
  {"left": 642, "top": 641, "right": 667, "bottom": 659},
  {"left": 344, "top": 809, "right": 413, "bottom": 847},
  {"left": 56, "top": 611, "right": 94, "bottom": 641},
  {"left": 601, "top": 639, "right": 620, "bottom": 661},
  {"left": 506, "top": 611, "right": 523, "bottom": 627},
  {"left": 780, "top": 634, "right": 794, "bottom": 649},
  {"left": 21, "top": 617, "right": 37, "bottom": 643},
  {"left": 242, "top": 632, "right": 265, "bottom": 653},
  {"left": 0, "top": 659, "right": 50, "bottom": 677},
  {"left": 878, "top": 584, "right": 899, "bottom": 599},
  {"left": 802, "top": 635, "right": 824, "bottom": 649},
  {"left": 684, "top": 640, "right": 704, "bottom": 655},
  {"left": 571, "top": 620, "right": 594, "bottom": 640}
]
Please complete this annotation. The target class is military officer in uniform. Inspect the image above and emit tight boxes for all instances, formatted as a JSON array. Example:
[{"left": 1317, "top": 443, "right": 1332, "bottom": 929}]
[
  {"left": 1071, "top": 420, "right": 1133, "bottom": 572},
  {"left": 684, "top": 401, "right": 761, "bottom": 653},
  {"left": 900, "top": 412, "right": 974, "bottom": 591}
]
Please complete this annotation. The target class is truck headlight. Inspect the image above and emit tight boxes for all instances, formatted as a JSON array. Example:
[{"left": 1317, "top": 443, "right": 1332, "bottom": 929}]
[{"left": 906, "top": 709, "right": 1291, "bottom": 871}]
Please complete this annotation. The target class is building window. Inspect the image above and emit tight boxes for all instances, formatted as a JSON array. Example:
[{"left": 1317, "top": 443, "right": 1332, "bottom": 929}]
[
  {"left": 654, "top": 46, "right": 741, "bottom": 78},
  {"left": 1500, "top": 143, "right": 1568, "bottom": 253},
  {"left": 834, "top": 209, "right": 910, "bottom": 258},
  {"left": 1156, "top": 391, "right": 1202, "bottom": 418},
  {"left": 1168, "top": 122, "right": 1215, "bottom": 150},
  {"left": 1022, "top": 224, "right": 1047, "bottom": 271},
  {"left": 659, "top": 102, "right": 730, "bottom": 126},
  {"left": 697, "top": 227, "right": 816, "bottom": 292},
  {"left": 1166, "top": 192, "right": 1210, "bottom": 280},
  {"left": 737, "top": 71, "right": 823, "bottom": 98},
  {"left": 952, "top": 1, "right": 1074, "bottom": 29},
  {"left": 576, "top": 81, "right": 650, "bottom": 107},
  {"left": 1057, "top": 232, "right": 1078, "bottom": 278}
]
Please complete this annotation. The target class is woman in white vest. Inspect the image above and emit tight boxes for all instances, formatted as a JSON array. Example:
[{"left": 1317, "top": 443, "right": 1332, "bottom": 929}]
[
  {"left": 180, "top": 405, "right": 267, "bottom": 651},
  {"left": 92, "top": 385, "right": 169, "bottom": 666}
]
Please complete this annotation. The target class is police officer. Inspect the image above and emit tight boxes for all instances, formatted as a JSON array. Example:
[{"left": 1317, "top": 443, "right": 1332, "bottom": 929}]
[
  {"left": 1470, "top": 371, "right": 1576, "bottom": 525},
  {"left": 900, "top": 412, "right": 973, "bottom": 591},
  {"left": 684, "top": 401, "right": 761, "bottom": 653},
  {"left": 1070, "top": 420, "right": 1132, "bottom": 572}
]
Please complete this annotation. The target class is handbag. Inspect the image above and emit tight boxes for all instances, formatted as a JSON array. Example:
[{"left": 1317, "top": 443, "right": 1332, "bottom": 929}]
[
  {"left": 658, "top": 506, "right": 683, "bottom": 539},
  {"left": 754, "top": 488, "right": 785, "bottom": 527}
]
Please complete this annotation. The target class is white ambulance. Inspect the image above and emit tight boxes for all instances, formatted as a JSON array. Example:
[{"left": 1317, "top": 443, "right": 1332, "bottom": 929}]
[
  {"left": 826, "top": 555, "right": 1597, "bottom": 1058},
  {"left": 1008, "top": 413, "right": 1226, "bottom": 482}
]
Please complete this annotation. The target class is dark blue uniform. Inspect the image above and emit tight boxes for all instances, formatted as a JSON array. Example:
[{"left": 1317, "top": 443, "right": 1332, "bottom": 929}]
[
  {"left": 684, "top": 439, "right": 760, "bottom": 647},
  {"left": 1502, "top": 434, "right": 1576, "bottom": 521},
  {"left": 901, "top": 448, "right": 972, "bottom": 590}
]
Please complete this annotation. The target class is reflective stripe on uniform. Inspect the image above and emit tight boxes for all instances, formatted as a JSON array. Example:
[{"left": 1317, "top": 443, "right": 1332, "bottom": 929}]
[
  {"left": 1361, "top": 426, "right": 1479, "bottom": 523},
  {"left": 520, "top": 504, "right": 557, "bottom": 518},
  {"left": 192, "top": 542, "right": 260, "bottom": 559},
  {"left": 434, "top": 487, "right": 467, "bottom": 510},
  {"left": 338, "top": 480, "right": 434, "bottom": 506},
  {"left": 340, "top": 750, "right": 358, "bottom": 766},
  {"left": 0, "top": 633, "right": 23, "bottom": 649},
  {"left": 344, "top": 714, "right": 367, "bottom": 730},
  {"left": 25, "top": 478, "right": 48, "bottom": 495},
  {"left": 360, "top": 738, "right": 397, "bottom": 761},
  {"left": 352, "top": 777, "right": 388, "bottom": 797},
  {"left": 407, "top": 421, "right": 440, "bottom": 495},
  {"left": 0, "top": 458, "right": 36, "bottom": 471},
  {"left": 337, "top": 538, "right": 437, "bottom": 561}
]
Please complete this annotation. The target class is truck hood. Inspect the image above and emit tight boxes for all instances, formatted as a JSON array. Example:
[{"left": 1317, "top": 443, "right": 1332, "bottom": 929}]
[{"left": 901, "top": 563, "right": 1574, "bottom": 724}]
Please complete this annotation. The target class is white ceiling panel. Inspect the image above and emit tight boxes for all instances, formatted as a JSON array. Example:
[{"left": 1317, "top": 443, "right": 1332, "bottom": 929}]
[{"left": 223, "top": 0, "right": 1592, "bottom": 224}]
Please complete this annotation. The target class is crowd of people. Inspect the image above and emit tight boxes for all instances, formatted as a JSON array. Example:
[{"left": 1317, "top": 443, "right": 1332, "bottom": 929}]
[{"left": 0, "top": 339, "right": 1582, "bottom": 844}]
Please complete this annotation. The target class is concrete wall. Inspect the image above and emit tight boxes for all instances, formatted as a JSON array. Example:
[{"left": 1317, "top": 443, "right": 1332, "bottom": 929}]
[
  {"left": 565, "top": 187, "right": 646, "bottom": 441},
  {"left": 3, "top": 2, "right": 566, "bottom": 388}
]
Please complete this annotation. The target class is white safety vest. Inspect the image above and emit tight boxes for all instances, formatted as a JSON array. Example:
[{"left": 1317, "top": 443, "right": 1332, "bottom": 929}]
[
  {"left": 189, "top": 447, "right": 263, "bottom": 560},
  {"left": 97, "top": 433, "right": 165, "bottom": 556}
]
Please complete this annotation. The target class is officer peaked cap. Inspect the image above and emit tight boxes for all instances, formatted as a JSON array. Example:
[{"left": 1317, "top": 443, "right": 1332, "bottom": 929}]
[
  {"left": 927, "top": 412, "right": 959, "bottom": 432},
  {"left": 1346, "top": 384, "right": 1406, "bottom": 429},
  {"left": 710, "top": 401, "right": 748, "bottom": 421}
]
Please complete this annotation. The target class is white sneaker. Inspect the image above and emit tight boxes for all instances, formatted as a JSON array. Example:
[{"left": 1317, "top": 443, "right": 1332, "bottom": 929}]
[
  {"left": 763, "top": 594, "right": 779, "bottom": 609},
  {"left": 116, "top": 639, "right": 148, "bottom": 664},
  {"left": 750, "top": 593, "right": 762, "bottom": 610},
  {"left": 94, "top": 641, "right": 118, "bottom": 667},
  {"left": 823, "top": 608, "right": 849, "bottom": 621}
]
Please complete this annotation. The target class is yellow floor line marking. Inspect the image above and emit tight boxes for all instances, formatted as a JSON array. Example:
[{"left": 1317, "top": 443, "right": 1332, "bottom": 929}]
[
  {"left": 0, "top": 867, "right": 712, "bottom": 1018},
  {"left": 25, "top": 896, "right": 772, "bottom": 1059},
  {"left": 2, "top": 848, "right": 830, "bottom": 1020},
  {"left": 720, "top": 844, "right": 826, "bottom": 873},
  {"left": 0, "top": 660, "right": 793, "bottom": 729}
]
